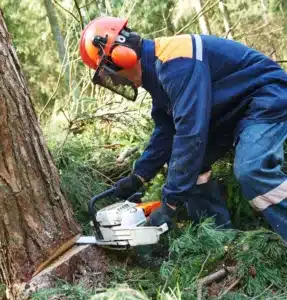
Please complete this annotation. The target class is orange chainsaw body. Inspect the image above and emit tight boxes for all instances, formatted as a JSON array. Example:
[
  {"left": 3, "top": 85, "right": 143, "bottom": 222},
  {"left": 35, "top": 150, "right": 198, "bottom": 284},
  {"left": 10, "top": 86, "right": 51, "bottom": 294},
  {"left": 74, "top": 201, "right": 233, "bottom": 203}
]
[{"left": 136, "top": 201, "right": 161, "bottom": 216}]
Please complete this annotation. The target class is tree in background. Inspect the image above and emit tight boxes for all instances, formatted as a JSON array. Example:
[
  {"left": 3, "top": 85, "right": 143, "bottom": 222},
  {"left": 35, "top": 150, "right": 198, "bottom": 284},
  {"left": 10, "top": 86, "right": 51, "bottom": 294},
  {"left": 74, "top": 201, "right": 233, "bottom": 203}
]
[
  {"left": 218, "top": 0, "right": 233, "bottom": 39},
  {"left": 192, "top": 0, "right": 212, "bottom": 34},
  {"left": 0, "top": 9, "right": 80, "bottom": 299},
  {"left": 43, "top": 0, "right": 70, "bottom": 91}
]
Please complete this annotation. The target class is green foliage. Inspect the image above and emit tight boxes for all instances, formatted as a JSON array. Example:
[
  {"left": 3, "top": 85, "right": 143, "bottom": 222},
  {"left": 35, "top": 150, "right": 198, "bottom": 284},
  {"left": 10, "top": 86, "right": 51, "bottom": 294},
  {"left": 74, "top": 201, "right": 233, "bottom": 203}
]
[
  {"left": 160, "top": 220, "right": 237, "bottom": 299},
  {"left": 270, "top": 0, "right": 287, "bottom": 13},
  {"left": 0, "top": 283, "right": 5, "bottom": 298},
  {"left": 109, "top": 265, "right": 161, "bottom": 298},
  {"left": 160, "top": 221, "right": 287, "bottom": 299},
  {"left": 31, "top": 282, "right": 95, "bottom": 300},
  {"left": 231, "top": 230, "right": 287, "bottom": 296},
  {"left": 212, "top": 157, "right": 262, "bottom": 230},
  {"left": 30, "top": 220, "right": 287, "bottom": 300},
  {"left": 2, "top": 0, "right": 62, "bottom": 109},
  {"left": 143, "top": 172, "right": 166, "bottom": 201}
]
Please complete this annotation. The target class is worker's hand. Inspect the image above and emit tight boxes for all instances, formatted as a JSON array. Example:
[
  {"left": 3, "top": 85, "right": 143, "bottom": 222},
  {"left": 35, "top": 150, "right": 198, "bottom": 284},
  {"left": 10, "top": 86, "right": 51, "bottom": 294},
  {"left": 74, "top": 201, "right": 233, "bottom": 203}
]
[
  {"left": 148, "top": 202, "right": 176, "bottom": 229},
  {"left": 114, "top": 174, "right": 144, "bottom": 199}
]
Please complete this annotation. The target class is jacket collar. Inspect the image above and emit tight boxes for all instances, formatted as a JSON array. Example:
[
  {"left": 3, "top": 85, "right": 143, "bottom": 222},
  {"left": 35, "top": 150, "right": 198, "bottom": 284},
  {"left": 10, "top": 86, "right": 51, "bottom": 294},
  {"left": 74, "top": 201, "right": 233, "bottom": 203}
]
[{"left": 140, "top": 39, "right": 158, "bottom": 93}]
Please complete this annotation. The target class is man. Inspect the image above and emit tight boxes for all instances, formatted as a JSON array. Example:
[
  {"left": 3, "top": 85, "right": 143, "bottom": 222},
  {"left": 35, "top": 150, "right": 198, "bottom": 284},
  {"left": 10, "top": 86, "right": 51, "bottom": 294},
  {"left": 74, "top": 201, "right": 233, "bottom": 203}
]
[{"left": 79, "top": 16, "right": 287, "bottom": 241}]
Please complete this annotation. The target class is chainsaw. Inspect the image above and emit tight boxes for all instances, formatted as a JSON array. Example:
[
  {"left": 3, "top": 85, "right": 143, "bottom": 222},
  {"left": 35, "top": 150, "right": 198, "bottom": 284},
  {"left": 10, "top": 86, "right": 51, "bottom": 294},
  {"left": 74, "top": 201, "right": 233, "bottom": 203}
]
[{"left": 76, "top": 187, "right": 168, "bottom": 249}]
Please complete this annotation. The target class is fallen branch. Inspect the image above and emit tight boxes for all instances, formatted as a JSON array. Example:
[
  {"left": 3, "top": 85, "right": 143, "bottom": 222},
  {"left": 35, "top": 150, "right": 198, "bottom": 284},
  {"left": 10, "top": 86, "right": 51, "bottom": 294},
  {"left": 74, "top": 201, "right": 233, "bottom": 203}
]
[
  {"left": 116, "top": 147, "right": 139, "bottom": 164},
  {"left": 218, "top": 277, "right": 242, "bottom": 299},
  {"left": 72, "top": 110, "right": 137, "bottom": 124},
  {"left": 197, "top": 266, "right": 237, "bottom": 300}
]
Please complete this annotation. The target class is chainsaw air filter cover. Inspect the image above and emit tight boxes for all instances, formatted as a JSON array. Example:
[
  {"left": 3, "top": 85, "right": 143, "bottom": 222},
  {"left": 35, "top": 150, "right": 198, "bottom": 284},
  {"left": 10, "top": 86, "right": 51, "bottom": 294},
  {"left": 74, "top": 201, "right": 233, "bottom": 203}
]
[{"left": 96, "top": 201, "right": 146, "bottom": 227}]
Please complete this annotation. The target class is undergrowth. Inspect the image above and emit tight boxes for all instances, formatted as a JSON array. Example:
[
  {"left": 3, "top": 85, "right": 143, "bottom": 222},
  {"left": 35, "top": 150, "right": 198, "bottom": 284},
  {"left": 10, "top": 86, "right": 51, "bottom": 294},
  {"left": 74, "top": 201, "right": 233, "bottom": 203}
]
[
  {"left": 31, "top": 219, "right": 287, "bottom": 300},
  {"left": 33, "top": 117, "right": 287, "bottom": 300}
]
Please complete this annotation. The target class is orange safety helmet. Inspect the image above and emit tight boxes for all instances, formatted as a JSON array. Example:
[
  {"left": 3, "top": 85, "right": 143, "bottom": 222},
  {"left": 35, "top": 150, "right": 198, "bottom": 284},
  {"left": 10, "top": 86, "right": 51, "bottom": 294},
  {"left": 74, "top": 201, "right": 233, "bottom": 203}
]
[{"left": 80, "top": 16, "right": 138, "bottom": 70}]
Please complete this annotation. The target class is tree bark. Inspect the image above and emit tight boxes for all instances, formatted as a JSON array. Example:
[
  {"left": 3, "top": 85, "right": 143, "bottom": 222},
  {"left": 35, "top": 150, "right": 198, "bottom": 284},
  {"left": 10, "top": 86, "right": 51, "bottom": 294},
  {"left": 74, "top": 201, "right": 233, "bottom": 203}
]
[
  {"left": 193, "top": 0, "right": 211, "bottom": 35},
  {"left": 218, "top": 0, "right": 233, "bottom": 39},
  {"left": 0, "top": 9, "right": 80, "bottom": 298}
]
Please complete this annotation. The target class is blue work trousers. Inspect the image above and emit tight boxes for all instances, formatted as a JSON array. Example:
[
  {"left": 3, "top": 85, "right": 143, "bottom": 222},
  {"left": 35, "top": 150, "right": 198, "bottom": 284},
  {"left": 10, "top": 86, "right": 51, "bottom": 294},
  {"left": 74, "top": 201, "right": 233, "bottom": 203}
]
[{"left": 186, "top": 122, "right": 287, "bottom": 241}]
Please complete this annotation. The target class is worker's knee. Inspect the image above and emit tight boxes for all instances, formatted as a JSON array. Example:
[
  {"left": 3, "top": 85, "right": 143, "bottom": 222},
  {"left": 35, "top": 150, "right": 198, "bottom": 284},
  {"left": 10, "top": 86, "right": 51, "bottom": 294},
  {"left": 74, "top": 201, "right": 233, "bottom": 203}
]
[
  {"left": 196, "top": 170, "right": 212, "bottom": 185},
  {"left": 233, "top": 161, "right": 256, "bottom": 185}
]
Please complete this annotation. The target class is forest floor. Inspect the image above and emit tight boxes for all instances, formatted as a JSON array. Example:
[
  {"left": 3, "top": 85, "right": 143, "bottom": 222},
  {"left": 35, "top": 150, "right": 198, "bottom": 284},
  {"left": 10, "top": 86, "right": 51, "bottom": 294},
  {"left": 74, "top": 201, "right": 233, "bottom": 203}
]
[{"left": 29, "top": 219, "right": 287, "bottom": 300}]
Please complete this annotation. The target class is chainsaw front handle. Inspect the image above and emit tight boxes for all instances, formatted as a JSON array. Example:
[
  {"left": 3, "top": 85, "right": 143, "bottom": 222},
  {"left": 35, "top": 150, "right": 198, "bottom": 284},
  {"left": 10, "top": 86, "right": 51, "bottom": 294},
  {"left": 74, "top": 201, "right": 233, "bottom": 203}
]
[{"left": 88, "top": 187, "right": 116, "bottom": 240}]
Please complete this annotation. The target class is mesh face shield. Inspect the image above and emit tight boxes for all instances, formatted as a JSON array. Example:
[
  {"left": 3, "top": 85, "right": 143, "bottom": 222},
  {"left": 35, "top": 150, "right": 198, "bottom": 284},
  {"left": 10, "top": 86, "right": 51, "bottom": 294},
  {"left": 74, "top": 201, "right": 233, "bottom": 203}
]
[{"left": 92, "top": 65, "right": 138, "bottom": 101}]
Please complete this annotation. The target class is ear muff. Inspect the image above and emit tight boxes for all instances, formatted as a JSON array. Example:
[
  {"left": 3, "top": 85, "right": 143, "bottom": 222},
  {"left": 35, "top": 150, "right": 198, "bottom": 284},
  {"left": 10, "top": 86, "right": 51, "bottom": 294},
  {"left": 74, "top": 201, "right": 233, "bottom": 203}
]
[{"left": 111, "top": 45, "right": 138, "bottom": 69}]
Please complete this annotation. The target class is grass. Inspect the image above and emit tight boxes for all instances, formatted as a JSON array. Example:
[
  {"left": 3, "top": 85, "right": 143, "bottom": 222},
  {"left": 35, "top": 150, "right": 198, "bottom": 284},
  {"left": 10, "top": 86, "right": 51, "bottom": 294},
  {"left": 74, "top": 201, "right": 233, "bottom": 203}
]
[{"left": 0, "top": 283, "right": 5, "bottom": 299}]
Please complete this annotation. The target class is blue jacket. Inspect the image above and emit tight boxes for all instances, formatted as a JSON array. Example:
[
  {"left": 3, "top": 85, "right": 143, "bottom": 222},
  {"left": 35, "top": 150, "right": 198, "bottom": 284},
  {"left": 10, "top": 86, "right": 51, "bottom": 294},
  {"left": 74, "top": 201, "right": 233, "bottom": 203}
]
[{"left": 134, "top": 34, "right": 287, "bottom": 207}]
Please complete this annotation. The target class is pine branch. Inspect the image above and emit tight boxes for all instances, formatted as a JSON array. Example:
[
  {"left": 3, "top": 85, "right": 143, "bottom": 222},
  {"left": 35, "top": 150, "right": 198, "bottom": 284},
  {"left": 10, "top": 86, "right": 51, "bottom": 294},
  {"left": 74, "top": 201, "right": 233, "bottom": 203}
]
[{"left": 250, "top": 284, "right": 273, "bottom": 300}]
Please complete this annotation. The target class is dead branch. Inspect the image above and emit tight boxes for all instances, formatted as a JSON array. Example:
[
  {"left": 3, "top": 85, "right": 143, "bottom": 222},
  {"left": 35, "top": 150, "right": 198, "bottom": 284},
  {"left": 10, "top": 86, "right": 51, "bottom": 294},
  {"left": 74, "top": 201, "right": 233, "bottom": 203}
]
[
  {"left": 234, "top": 26, "right": 283, "bottom": 40},
  {"left": 224, "top": 11, "right": 244, "bottom": 39},
  {"left": 116, "top": 147, "right": 139, "bottom": 164},
  {"left": 53, "top": 0, "right": 80, "bottom": 22},
  {"left": 197, "top": 266, "right": 237, "bottom": 300},
  {"left": 72, "top": 110, "right": 137, "bottom": 124},
  {"left": 79, "top": 0, "right": 97, "bottom": 9},
  {"left": 74, "top": 0, "right": 84, "bottom": 29},
  {"left": 232, "top": 22, "right": 270, "bottom": 39},
  {"left": 218, "top": 277, "right": 242, "bottom": 298},
  {"left": 176, "top": 0, "right": 220, "bottom": 35}
]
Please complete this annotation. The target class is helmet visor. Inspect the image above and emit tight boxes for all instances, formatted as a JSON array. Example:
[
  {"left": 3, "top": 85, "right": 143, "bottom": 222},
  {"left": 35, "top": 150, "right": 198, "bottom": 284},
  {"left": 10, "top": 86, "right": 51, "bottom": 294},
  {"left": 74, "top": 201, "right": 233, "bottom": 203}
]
[{"left": 92, "top": 65, "right": 138, "bottom": 101}]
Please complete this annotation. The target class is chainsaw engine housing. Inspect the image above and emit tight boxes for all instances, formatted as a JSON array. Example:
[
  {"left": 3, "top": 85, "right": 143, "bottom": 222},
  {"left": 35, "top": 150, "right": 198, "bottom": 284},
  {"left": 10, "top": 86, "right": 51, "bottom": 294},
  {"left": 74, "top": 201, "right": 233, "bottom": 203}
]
[{"left": 96, "top": 201, "right": 146, "bottom": 227}]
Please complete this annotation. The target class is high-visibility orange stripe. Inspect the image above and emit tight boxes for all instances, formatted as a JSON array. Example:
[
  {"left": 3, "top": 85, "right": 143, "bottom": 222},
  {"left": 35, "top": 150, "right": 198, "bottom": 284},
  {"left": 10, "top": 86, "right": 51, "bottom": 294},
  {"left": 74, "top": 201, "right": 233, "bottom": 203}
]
[{"left": 155, "top": 34, "right": 193, "bottom": 63}]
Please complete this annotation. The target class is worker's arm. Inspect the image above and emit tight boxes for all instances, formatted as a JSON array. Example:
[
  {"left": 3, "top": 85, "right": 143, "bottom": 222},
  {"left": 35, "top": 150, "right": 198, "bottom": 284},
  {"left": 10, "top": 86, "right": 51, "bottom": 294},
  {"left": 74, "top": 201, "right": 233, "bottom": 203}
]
[
  {"left": 133, "top": 101, "right": 175, "bottom": 182},
  {"left": 156, "top": 38, "right": 212, "bottom": 207}
]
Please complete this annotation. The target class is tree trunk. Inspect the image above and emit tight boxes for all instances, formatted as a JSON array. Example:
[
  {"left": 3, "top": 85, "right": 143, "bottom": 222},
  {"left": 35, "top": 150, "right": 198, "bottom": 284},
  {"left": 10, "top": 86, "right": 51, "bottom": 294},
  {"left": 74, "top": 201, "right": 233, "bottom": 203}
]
[
  {"left": 218, "top": 0, "right": 233, "bottom": 39},
  {"left": 193, "top": 0, "right": 211, "bottom": 35},
  {"left": 260, "top": 0, "right": 268, "bottom": 24},
  {"left": 43, "top": 0, "right": 70, "bottom": 90},
  {"left": 0, "top": 9, "right": 80, "bottom": 298}
]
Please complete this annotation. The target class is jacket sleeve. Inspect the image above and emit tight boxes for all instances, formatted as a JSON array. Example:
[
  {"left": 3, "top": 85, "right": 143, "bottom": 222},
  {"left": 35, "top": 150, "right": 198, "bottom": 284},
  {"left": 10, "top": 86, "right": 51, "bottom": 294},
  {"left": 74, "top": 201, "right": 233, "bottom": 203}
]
[
  {"left": 157, "top": 57, "right": 212, "bottom": 206},
  {"left": 133, "top": 100, "right": 175, "bottom": 182}
]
